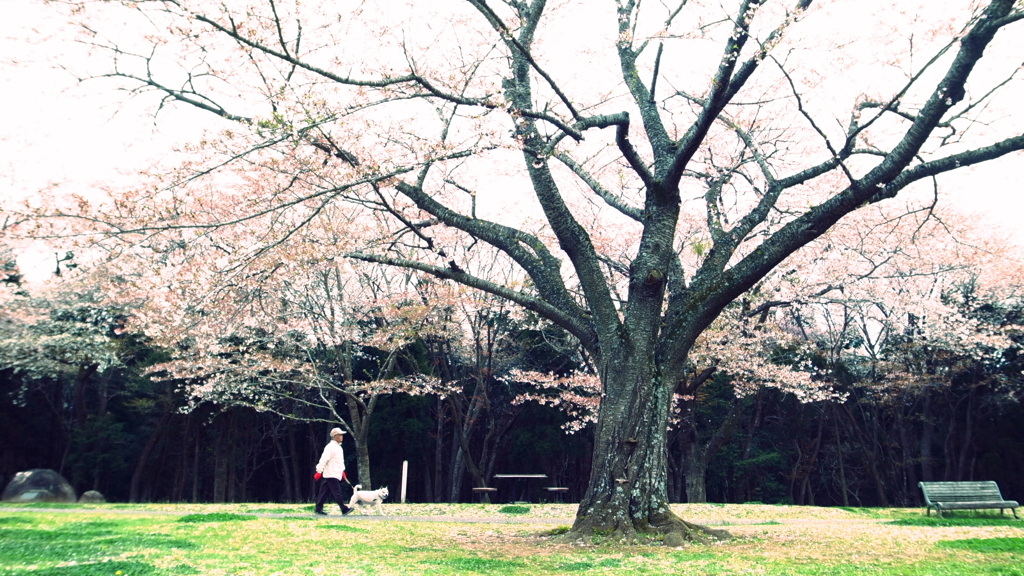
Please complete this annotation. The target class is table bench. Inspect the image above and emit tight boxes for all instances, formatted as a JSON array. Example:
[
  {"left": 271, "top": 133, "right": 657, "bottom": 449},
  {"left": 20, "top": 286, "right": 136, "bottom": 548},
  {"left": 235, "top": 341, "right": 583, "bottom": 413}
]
[
  {"left": 543, "top": 487, "right": 569, "bottom": 503},
  {"left": 471, "top": 487, "right": 497, "bottom": 503},
  {"left": 493, "top": 474, "right": 547, "bottom": 503},
  {"left": 919, "top": 481, "right": 1019, "bottom": 518}
]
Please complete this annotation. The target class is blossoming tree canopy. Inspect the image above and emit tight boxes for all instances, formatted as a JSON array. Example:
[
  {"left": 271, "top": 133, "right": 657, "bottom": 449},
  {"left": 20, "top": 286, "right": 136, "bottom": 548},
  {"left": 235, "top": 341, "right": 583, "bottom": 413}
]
[{"left": 29, "top": 0, "right": 1024, "bottom": 542}]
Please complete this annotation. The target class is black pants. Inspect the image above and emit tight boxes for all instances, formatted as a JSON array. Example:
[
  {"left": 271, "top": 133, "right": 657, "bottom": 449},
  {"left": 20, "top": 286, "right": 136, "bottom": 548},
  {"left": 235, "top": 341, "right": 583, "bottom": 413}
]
[{"left": 315, "top": 477, "right": 353, "bottom": 513}]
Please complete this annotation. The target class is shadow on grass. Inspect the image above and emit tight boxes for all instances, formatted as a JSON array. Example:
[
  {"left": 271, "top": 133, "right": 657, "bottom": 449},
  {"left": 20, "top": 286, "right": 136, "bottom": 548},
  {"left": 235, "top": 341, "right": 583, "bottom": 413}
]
[
  {"left": 422, "top": 556, "right": 527, "bottom": 574},
  {"left": 889, "top": 517, "right": 1024, "bottom": 528},
  {"left": 0, "top": 521, "right": 197, "bottom": 567},
  {"left": 318, "top": 524, "right": 369, "bottom": 533},
  {"left": 554, "top": 558, "right": 622, "bottom": 571},
  {"left": 5, "top": 560, "right": 158, "bottom": 576},
  {"left": 6, "top": 560, "right": 200, "bottom": 576},
  {"left": 937, "top": 537, "right": 1024, "bottom": 553},
  {"left": 175, "top": 513, "right": 255, "bottom": 523}
]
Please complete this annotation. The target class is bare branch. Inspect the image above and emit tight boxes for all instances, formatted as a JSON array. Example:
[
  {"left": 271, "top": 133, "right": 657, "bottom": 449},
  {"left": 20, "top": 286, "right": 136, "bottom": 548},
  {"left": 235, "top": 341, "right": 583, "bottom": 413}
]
[
  {"left": 668, "top": 0, "right": 814, "bottom": 184},
  {"left": 348, "top": 251, "right": 597, "bottom": 347},
  {"left": 553, "top": 152, "right": 642, "bottom": 221},
  {"left": 465, "top": 0, "right": 581, "bottom": 121}
]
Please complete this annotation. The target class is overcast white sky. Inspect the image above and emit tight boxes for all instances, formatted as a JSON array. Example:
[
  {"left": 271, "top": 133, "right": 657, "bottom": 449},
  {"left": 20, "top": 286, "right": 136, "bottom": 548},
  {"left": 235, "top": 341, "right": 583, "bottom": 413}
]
[{"left": 2, "top": 0, "right": 1023, "bottom": 282}]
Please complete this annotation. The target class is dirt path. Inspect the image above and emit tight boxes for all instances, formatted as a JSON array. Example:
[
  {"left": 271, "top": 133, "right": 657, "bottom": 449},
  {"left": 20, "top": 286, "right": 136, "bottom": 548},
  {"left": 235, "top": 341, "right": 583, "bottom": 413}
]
[
  {"left": 0, "top": 505, "right": 895, "bottom": 526},
  {"left": 0, "top": 506, "right": 570, "bottom": 524}
]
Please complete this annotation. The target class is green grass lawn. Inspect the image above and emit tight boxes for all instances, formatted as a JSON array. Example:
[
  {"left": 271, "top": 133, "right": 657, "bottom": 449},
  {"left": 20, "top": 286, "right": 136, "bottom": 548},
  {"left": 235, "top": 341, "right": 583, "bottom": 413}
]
[{"left": 0, "top": 503, "right": 1021, "bottom": 575}]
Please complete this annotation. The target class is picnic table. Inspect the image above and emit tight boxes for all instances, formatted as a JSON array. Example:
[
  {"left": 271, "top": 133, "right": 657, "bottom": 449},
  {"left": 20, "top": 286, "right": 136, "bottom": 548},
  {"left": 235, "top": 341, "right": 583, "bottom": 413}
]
[{"left": 493, "top": 474, "right": 547, "bottom": 503}]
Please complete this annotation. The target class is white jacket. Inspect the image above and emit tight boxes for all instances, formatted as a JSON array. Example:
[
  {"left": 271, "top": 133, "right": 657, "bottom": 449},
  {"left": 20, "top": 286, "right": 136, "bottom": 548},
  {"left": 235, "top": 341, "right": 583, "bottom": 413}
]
[{"left": 316, "top": 440, "right": 346, "bottom": 479}]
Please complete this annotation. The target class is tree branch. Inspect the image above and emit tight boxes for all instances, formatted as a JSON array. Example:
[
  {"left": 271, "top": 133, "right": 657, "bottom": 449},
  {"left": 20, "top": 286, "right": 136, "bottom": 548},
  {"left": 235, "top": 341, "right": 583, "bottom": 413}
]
[{"left": 347, "top": 251, "right": 597, "bottom": 348}]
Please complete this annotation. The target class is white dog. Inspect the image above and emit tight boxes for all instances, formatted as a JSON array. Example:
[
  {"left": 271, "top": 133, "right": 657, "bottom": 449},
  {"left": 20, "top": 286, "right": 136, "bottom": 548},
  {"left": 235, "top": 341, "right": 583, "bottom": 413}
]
[{"left": 346, "top": 484, "right": 389, "bottom": 515}]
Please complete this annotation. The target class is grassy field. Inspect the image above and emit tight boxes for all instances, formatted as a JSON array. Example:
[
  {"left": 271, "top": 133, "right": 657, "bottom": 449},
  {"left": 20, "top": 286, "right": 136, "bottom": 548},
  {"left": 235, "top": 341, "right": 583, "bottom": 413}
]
[{"left": 0, "top": 502, "right": 1022, "bottom": 575}]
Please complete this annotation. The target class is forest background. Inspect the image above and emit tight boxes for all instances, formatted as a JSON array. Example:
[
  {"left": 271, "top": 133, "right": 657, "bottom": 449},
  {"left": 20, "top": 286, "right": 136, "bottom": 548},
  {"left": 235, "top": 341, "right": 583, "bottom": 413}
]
[{"left": 1, "top": 0, "right": 1023, "bottom": 525}]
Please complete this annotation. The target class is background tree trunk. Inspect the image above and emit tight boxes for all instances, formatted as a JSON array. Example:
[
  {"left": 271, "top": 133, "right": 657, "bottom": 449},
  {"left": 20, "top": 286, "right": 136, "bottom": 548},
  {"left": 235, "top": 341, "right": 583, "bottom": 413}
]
[
  {"left": 72, "top": 364, "right": 98, "bottom": 430},
  {"left": 288, "top": 423, "right": 303, "bottom": 501},
  {"left": 129, "top": 408, "right": 171, "bottom": 503},
  {"left": 921, "top": 390, "right": 935, "bottom": 482},
  {"left": 212, "top": 412, "right": 233, "bottom": 503}
]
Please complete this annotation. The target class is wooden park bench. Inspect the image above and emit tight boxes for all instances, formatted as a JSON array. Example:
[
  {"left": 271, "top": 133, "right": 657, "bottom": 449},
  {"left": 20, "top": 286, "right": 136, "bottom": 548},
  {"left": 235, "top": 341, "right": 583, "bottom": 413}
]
[
  {"left": 918, "top": 481, "right": 1019, "bottom": 519},
  {"left": 471, "top": 487, "right": 497, "bottom": 504}
]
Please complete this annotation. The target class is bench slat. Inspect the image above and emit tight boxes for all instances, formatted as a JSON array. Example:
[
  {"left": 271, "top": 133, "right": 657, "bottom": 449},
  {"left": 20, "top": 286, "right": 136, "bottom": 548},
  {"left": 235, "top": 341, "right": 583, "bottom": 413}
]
[
  {"left": 927, "top": 492, "right": 1003, "bottom": 501},
  {"left": 933, "top": 498, "right": 1019, "bottom": 506}
]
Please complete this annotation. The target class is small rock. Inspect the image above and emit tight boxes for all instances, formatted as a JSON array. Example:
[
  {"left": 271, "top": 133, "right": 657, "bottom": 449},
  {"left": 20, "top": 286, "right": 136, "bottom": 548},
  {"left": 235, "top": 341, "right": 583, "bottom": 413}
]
[{"left": 78, "top": 490, "right": 106, "bottom": 503}]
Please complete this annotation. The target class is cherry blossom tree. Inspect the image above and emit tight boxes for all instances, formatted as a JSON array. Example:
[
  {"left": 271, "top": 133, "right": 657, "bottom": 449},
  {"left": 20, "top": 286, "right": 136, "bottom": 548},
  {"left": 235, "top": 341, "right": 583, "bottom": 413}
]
[
  {"left": 143, "top": 259, "right": 450, "bottom": 489},
  {"left": 775, "top": 206, "right": 1022, "bottom": 389},
  {"left": 0, "top": 270, "right": 125, "bottom": 430},
  {"left": 24, "top": 0, "right": 1024, "bottom": 541},
  {"left": 764, "top": 205, "right": 1024, "bottom": 501}
]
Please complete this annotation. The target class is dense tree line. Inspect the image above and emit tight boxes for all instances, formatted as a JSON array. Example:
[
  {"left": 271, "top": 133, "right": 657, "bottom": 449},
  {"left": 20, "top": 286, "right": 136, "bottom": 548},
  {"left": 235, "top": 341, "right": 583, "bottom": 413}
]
[{"left": 3, "top": 341, "right": 1022, "bottom": 507}]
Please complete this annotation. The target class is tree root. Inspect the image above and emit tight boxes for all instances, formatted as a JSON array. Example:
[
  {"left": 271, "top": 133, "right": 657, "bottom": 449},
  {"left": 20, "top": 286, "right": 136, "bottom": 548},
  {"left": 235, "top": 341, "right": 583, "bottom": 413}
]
[
  {"left": 562, "top": 507, "right": 731, "bottom": 546},
  {"left": 658, "top": 517, "right": 732, "bottom": 546}
]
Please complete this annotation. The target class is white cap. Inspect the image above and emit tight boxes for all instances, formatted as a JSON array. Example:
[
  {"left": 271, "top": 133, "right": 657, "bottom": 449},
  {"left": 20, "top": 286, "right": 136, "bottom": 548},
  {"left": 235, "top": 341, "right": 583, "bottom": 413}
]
[{"left": 330, "top": 427, "right": 346, "bottom": 437}]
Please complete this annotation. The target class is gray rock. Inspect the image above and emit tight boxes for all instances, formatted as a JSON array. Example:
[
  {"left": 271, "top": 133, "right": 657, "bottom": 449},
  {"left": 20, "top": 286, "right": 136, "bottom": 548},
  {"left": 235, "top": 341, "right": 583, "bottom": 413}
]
[
  {"left": 78, "top": 490, "right": 106, "bottom": 503},
  {"left": 1, "top": 469, "right": 76, "bottom": 503}
]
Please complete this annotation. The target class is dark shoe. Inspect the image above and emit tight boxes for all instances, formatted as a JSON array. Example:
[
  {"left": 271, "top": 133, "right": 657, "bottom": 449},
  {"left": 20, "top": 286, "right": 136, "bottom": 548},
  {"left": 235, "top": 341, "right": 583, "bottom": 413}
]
[
  {"left": 342, "top": 506, "right": 353, "bottom": 516},
  {"left": 314, "top": 509, "right": 327, "bottom": 516}
]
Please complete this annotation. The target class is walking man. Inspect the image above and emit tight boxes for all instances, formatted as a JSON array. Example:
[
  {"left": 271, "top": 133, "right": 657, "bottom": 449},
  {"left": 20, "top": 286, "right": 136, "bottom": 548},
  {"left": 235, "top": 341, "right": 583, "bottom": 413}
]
[{"left": 314, "top": 427, "right": 353, "bottom": 516}]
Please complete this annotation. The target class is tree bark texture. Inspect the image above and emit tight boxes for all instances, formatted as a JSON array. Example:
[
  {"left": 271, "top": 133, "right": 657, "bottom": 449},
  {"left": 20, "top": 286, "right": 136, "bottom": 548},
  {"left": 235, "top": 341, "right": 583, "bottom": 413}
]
[{"left": 570, "top": 357, "right": 728, "bottom": 542}]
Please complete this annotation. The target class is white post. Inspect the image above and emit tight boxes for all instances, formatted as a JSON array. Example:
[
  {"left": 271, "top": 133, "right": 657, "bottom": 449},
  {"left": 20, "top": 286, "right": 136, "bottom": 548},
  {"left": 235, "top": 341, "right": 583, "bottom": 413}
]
[{"left": 401, "top": 460, "right": 408, "bottom": 504}]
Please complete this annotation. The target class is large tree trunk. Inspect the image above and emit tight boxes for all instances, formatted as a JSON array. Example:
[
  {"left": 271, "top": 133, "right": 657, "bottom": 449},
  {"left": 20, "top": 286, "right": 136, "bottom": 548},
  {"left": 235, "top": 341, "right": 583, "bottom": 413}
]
[
  {"left": 341, "top": 385, "right": 379, "bottom": 488},
  {"left": 351, "top": 434, "right": 372, "bottom": 488},
  {"left": 683, "top": 454, "right": 708, "bottom": 504},
  {"left": 569, "top": 358, "right": 729, "bottom": 543}
]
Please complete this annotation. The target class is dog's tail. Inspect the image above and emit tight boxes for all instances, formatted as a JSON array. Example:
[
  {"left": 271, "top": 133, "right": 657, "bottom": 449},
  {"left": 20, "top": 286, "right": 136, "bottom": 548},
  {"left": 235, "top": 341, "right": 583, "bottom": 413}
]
[{"left": 353, "top": 484, "right": 362, "bottom": 491}]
